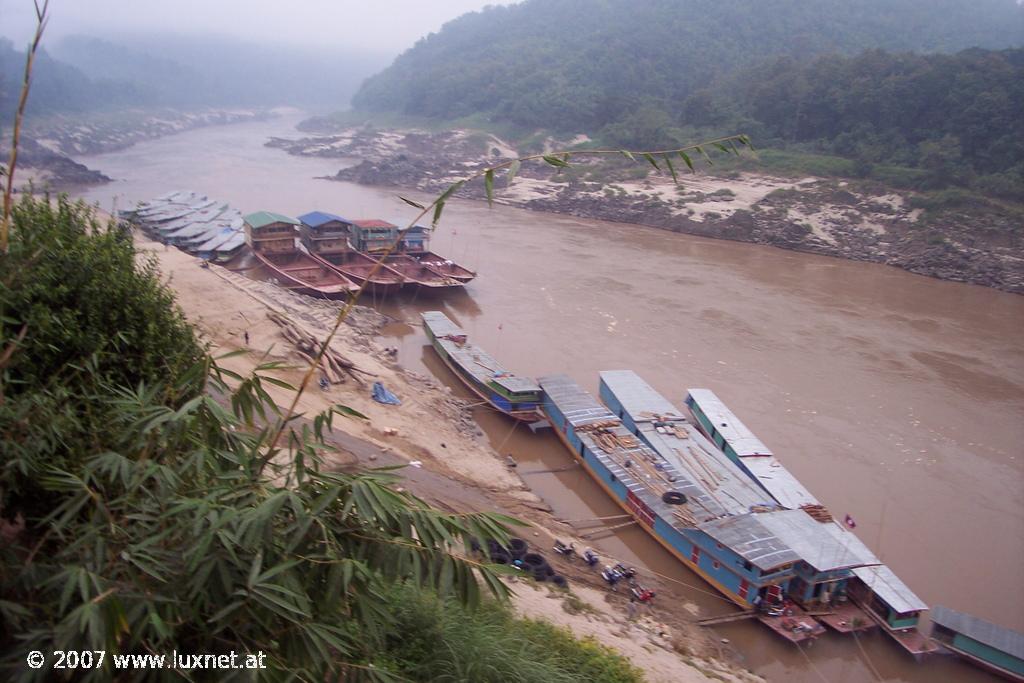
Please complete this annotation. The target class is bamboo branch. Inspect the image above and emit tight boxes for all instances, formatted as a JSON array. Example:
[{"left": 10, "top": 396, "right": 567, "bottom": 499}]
[
  {"left": 257, "top": 132, "right": 751, "bottom": 475},
  {"left": 1, "top": 0, "right": 49, "bottom": 255}
]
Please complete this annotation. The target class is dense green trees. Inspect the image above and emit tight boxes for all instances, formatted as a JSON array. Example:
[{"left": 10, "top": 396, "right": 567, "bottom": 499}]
[
  {"left": 354, "top": 0, "right": 1023, "bottom": 129},
  {"left": 690, "top": 49, "right": 1024, "bottom": 197},
  {"left": 352, "top": 0, "right": 1023, "bottom": 197}
]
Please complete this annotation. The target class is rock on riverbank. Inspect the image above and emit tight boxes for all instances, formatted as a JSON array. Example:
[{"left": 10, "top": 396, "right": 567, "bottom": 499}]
[{"left": 270, "top": 127, "right": 1023, "bottom": 295}]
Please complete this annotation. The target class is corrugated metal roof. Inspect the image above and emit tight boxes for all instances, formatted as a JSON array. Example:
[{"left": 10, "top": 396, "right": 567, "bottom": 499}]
[
  {"left": 422, "top": 312, "right": 539, "bottom": 393},
  {"left": 736, "top": 457, "right": 820, "bottom": 510},
  {"left": 599, "top": 370, "right": 687, "bottom": 421},
  {"left": 700, "top": 509, "right": 879, "bottom": 572},
  {"left": 687, "top": 388, "right": 773, "bottom": 456},
  {"left": 244, "top": 211, "right": 300, "bottom": 228},
  {"left": 299, "top": 211, "right": 351, "bottom": 227},
  {"left": 195, "top": 228, "right": 239, "bottom": 251},
  {"left": 698, "top": 514, "right": 801, "bottom": 571},
  {"left": 852, "top": 565, "right": 929, "bottom": 614},
  {"left": 538, "top": 374, "right": 617, "bottom": 428},
  {"left": 763, "top": 511, "right": 879, "bottom": 571},
  {"left": 931, "top": 605, "right": 1024, "bottom": 660},
  {"left": 600, "top": 370, "right": 777, "bottom": 519}
]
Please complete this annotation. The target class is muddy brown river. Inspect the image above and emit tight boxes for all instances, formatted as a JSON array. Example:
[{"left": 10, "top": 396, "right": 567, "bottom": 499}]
[{"left": 75, "top": 114, "right": 1023, "bottom": 682}]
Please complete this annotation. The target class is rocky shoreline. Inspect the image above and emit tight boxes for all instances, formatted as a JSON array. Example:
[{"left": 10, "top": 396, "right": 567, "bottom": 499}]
[{"left": 269, "top": 127, "right": 1023, "bottom": 294}]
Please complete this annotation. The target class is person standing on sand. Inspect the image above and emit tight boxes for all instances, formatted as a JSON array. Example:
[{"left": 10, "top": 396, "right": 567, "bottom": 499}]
[
  {"left": 627, "top": 596, "right": 639, "bottom": 620},
  {"left": 244, "top": 331, "right": 250, "bottom": 346}
]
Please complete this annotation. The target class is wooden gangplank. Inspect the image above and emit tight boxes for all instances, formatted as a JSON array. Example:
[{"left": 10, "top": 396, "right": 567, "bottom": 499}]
[{"left": 697, "top": 610, "right": 758, "bottom": 626}]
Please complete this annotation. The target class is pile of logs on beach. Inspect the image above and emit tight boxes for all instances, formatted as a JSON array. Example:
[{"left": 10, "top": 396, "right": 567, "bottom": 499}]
[{"left": 267, "top": 310, "right": 376, "bottom": 386}]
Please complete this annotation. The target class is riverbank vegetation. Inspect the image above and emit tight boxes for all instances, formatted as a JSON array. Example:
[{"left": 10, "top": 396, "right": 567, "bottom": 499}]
[
  {"left": 0, "top": 194, "right": 648, "bottom": 682},
  {"left": 350, "top": 0, "right": 1023, "bottom": 201}
]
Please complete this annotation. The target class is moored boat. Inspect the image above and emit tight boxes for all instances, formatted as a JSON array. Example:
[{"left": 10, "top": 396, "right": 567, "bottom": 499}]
[
  {"left": 316, "top": 250, "right": 406, "bottom": 294},
  {"left": 387, "top": 255, "right": 463, "bottom": 289},
  {"left": 683, "top": 385, "right": 933, "bottom": 653},
  {"left": 538, "top": 370, "right": 890, "bottom": 644},
  {"left": 929, "top": 605, "right": 1023, "bottom": 680},
  {"left": 421, "top": 311, "right": 542, "bottom": 422},
  {"left": 244, "top": 211, "right": 358, "bottom": 299},
  {"left": 297, "top": 211, "right": 406, "bottom": 294},
  {"left": 409, "top": 250, "right": 477, "bottom": 284}
]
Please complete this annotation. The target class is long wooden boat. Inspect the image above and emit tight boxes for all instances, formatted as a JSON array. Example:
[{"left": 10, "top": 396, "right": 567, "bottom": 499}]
[
  {"left": 421, "top": 311, "right": 542, "bottom": 422},
  {"left": 253, "top": 250, "right": 358, "bottom": 299},
  {"left": 406, "top": 251, "right": 477, "bottom": 284},
  {"left": 387, "top": 255, "right": 463, "bottom": 289},
  {"left": 313, "top": 251, "right": 405, "bottom": 294},
  {"left": 536, "top": 370, "right": 897, "bottom": 644},
  {"left": 930, "top": 606, "right": 1023, "bottom": 681},
  {"left": 683, "top": 387, "right": 934, "bottom": 655}
]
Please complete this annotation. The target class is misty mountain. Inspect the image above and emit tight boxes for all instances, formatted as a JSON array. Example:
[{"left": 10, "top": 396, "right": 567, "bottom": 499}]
[
  {"left": 0, "top": 33, "right": 391, "bottom": 120},
  {"left": 352, "top": 0, "right": 1024, "bottom": 129},
  {"left": 52, "top": 34, "right": 391, "bottom": 109},
  {"left": 0, "top": 39, "right": 147, "bottom": 118}
]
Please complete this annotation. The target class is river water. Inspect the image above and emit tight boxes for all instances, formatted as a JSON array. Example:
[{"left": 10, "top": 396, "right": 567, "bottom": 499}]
[{"left": 75, "top": 114, "right": 1023, "bottom": 683}]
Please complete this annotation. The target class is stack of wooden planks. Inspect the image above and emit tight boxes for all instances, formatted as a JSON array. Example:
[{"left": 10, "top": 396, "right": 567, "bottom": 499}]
[
  {"left": 267, "top": 310, "right": 375, "bottom": 386},
  {"left": 800, "top": 504, "right": 833, "bottom": 523}
]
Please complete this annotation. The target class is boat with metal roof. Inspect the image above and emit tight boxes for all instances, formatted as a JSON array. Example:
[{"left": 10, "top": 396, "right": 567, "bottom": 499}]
[
  {"left": 683, "top": 384, "right": 935, "bottom": 652},
  {"left": 929, "top": 605, "right": 1023, "bottom": 680},
  {"left": 539, "top": 371, "right": 895, "bottom": 644},
  {"left": 245, "top": 211, "right": 359, "bottom": 299},
  {"left": 297, "top": 211, "right": 406, "bottom": 294},
  {"left": 421, "top": 311, "right": 542, "bottom": 422}
]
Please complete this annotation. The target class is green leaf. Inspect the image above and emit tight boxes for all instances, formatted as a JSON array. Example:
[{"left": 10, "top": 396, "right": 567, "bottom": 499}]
[
  {"left": 399, "top": 196, "right": 425, "bottom": 210},
  {"left": 663, "top": 154, "right": 679, "bottom": 184},
  {"left": 641, "top": 152, "right": 661, "bottom": 172},
  {"left": 696, "top": 145, "right": 714, "bottom": 165},
  {"left": 713, "top": 142, "right": 731, "bottom": 154},
  {"left": 333, "top": 404, "right": 368, "bottom": 420},
  {"left": 541, "top": 154, "right": 570, "bottom": 168},
  {"left": 506, "top": 159, "right": 521, "bottom": 186},
  {"left": 678, "top": 151, "right": 695, "bottom": 172},
  {"left": 432, "top": 201, "right": 446, "bottom": 228},
  {"left": 619, "top": 150, "right": 636, "bottom": 162},
  {"left": 484, "top": 168, "right": 494, "bottom": 208}
]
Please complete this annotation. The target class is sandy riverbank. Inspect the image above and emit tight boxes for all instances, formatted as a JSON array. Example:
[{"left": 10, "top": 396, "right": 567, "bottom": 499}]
[{"left": 143, "top": 232, "right": 762, "bottom": 683}]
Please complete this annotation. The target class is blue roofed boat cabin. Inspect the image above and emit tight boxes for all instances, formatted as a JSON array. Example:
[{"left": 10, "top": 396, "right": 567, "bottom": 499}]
[
  {"left": 351, "top": 219, "right": 398, "bottom": 253},
  {"left": 244, "top": 211, "right": 300, "bottom": 254},
  {"left": 298, "top": 211, "right": 354, "bottom": 256}
]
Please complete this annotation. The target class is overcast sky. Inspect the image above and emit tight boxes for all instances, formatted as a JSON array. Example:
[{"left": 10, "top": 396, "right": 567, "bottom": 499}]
[{"left": 0, "top": 0, "right": 517, "bottom": 54}]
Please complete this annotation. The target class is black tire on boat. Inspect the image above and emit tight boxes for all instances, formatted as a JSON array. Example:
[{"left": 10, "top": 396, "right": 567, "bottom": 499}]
[
  {"left": 486, "top": 539, "right": 501, "bottom": 553},
  {"left": 545, "top": 565, "right": 555, "bottom": 577},
  {"left": 508, "top": 537, "right": 528, "bottom": 559},
  {"left": 490, "top": 549, "right": 511, "bottom": 564},
  {"left": 522, "top": 553, "right": 546, "bottom": 569},
  {"left": 533, "top": 568, "right": 548, "bottom": 582},
  {"left": 551, "top": 575, "right": 568, "bottom": 588},
  {"left": 662, "top": 491, "right": 688, "bottom": 505},
  {"left": 470, "top": 538, "right": 481, "bottom": 552}
]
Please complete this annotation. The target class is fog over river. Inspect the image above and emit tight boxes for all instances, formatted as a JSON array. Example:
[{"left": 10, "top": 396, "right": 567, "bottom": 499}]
[{"left": 75, "top": 114, "right": 1023, "bottom": 683}]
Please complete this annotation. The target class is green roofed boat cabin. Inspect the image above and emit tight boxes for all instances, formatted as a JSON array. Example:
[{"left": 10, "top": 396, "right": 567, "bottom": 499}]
[
  {"left": 930, "top": 606, "right": 1024, "bottom": 681},
  {"left": 244, "top": 211, "right": 357, "bottom": 299},
  {"left": 421, "top": 311, "right": 542, "bottom": 422}
]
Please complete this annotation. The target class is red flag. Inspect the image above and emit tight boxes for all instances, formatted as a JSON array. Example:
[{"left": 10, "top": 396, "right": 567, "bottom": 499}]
[{"left": 844, "top": 514, "right": 857, "bottom": 529}]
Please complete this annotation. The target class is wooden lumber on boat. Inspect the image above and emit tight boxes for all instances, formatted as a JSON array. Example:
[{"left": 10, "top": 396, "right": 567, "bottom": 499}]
[{"left": 800, "top": 504, "right": 834, "bottom": 523}]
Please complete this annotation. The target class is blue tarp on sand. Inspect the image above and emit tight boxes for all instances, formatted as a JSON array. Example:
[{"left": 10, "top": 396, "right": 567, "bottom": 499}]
[{"left": 372, "top": 381, "right": 401, "bottom": 405}]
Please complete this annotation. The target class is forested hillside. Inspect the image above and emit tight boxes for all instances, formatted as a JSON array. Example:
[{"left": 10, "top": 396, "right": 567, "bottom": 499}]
[
  {"left": 353, "top": 0, "right": 1023, "bottom": 129},
  {"left": 684, "top": 48, "right": 1024, "bottom": 198}
]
